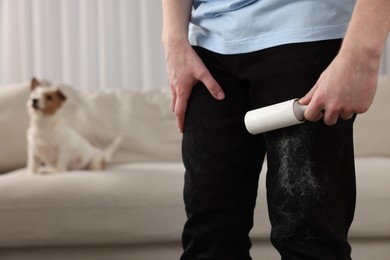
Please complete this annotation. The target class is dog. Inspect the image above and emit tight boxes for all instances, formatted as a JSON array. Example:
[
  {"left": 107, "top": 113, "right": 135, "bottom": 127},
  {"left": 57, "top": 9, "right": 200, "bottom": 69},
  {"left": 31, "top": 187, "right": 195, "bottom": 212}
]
[{"left": 26, "top": 78, "right": 122, "bottom": 174}]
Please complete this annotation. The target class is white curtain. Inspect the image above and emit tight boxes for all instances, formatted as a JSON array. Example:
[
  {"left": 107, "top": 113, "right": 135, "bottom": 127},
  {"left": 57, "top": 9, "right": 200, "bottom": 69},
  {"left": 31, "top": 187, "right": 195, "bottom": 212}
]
[
  {"left": 0, "top": 0, "right": 167, "bottom": 89},
  {"left": 0, "top": 0, "right": 389, "bottom": 89}
]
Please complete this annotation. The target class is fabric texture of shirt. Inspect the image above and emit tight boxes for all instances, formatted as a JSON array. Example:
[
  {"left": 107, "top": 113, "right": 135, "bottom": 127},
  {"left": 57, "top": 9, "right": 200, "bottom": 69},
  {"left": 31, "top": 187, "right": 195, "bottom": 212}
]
[{"left": 189, "top": 0, "right": 355, "bottom": 54}]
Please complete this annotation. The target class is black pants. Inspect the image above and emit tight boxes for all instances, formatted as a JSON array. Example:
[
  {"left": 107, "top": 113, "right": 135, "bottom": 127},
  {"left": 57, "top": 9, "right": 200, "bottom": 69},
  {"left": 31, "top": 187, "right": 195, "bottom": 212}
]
[{"left": 181, "top": 40, "right": 356, "bottom": 260}]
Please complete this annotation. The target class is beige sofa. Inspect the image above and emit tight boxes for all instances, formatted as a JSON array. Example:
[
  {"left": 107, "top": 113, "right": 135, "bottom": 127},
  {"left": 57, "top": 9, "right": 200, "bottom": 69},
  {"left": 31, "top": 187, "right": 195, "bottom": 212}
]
[{"left": 0, "top": 78, "right": 389, "bottom": 260}]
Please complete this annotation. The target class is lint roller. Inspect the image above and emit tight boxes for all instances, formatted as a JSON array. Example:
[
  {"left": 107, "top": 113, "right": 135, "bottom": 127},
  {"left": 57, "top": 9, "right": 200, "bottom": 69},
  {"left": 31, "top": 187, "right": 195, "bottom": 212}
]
[{"left": 244, "top": 99, "right": 307, "bottom": 134}]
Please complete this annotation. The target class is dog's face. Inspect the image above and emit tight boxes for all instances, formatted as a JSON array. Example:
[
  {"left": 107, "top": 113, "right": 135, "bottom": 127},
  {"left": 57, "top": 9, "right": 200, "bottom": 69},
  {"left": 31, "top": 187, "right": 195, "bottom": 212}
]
[{"left": 27, "top": 78, "right": 67, "bottom": 116}]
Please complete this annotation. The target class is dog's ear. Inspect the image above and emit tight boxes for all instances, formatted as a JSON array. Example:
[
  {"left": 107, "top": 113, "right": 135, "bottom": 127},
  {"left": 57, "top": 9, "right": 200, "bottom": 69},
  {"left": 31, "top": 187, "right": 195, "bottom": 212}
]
[
  {"left": 31, "top": 77, "right": 40, "bottom": 91},
  {"left": 56, "top": 89, "right": 67, "bottom": 102}
]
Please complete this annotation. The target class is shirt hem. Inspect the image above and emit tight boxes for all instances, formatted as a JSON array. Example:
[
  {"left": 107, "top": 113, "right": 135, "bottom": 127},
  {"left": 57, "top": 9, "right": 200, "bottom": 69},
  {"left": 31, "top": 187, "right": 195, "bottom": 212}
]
[{"left": 189, "top": 24, "right": 348, "bottom": 55}]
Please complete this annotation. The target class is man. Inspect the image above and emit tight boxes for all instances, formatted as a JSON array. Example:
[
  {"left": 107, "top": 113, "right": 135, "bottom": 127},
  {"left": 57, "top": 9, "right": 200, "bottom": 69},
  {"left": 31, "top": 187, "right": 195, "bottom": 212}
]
[{"left": 162, "top": 0, "right": 390, "bottom": 259}]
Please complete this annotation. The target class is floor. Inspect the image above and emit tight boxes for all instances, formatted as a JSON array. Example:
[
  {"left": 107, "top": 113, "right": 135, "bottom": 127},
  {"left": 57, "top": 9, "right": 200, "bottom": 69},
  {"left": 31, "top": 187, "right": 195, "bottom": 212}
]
[
  {"left": 1, "top": 239, "right": 390, "bottom": 260},
  {"left": 251, "top": 239, "right": 390, "bottom": 260}
]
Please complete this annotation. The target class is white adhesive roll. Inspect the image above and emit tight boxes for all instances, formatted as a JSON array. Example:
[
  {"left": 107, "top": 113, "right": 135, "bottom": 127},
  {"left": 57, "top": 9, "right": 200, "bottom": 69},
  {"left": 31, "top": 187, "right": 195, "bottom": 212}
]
[{"left": 244, "top": 99, "right": 307, "bottom": 135}]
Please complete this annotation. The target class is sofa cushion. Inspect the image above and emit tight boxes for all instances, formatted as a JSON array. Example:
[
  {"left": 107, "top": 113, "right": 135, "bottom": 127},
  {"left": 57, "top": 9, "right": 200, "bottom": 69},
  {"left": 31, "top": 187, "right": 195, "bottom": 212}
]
[
  {"left": 59, "top": 85, "right": 182, "bottom": 164},
  {"left": 0, "top": 82, "right": 182, "bottom": 173},
  {"left": 351, "top": 157, "right": 390, "bottom": 238},
  {"left": 0, "top": 82, "right": 30, "bottom": 173},
  {"left": 0, "top": 162, "right": 271, "bottom": 248},
  {"left": 0, "top": 163, "right": 187, "bottom": 247},
  {"left": 0, "top": 157, "right": 389, "bottom": 248}
]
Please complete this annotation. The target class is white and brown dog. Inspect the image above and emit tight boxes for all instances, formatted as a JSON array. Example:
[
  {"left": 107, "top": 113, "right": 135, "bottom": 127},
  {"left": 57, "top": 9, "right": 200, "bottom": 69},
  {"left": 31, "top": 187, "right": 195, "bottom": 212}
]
[{"left": 26, "top": 78, "right": 122, "bottom": 174}]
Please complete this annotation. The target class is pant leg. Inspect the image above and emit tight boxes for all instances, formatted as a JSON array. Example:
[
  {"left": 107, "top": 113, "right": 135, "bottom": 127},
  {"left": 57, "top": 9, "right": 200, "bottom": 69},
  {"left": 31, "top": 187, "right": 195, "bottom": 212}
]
[
  {"left": 244, "top": 40, "right": 356, "bottom": 259},
  {"left": 265, "top": 119, "right": 356, "bottom": 260},
  {"left": 181, "top": 47, "right": 266, "bottom": 260}
]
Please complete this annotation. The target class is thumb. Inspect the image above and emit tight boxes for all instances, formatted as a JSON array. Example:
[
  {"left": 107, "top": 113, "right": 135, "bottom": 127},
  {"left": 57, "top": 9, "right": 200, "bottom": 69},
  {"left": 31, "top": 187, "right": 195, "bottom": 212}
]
[
  {"left": 299, "top": 84, "right": 318, "bottom": 105},
  {"left": 299, "top": 84, "right": 324, "bottom": 122}
]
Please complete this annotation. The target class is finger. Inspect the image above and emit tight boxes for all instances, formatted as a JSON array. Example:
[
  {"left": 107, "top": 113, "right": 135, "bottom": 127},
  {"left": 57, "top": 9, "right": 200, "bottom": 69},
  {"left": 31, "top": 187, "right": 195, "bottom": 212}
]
[
  {"left": 173, "top": 85, "right": 192, "bottom": 133},
  {"left": 197, "top": 70, "right": 225, "bottom": 100},
  {"left": 304, "top": 99, "right": 324, "bottom": 122},
  {"left": 323, "top": 110, "right": 339, "bottom": 126},
  {"left": 169, "top": 85, "right": 177, "bottom": 113},
  {"left": 304, "top": 107, "right": 324, "bottom": 122},
  {"left": 174, "top": 97, "right": 188, "bottom": 133},
  {"left": 339, "top": 113, "right": 354, "bottom": 120}
]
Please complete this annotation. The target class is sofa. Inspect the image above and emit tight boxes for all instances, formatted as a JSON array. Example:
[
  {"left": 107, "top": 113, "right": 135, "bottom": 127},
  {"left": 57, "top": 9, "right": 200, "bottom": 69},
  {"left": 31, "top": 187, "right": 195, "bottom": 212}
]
[{"left": 0, "top": 78, "right": 389, "bottom": 260}]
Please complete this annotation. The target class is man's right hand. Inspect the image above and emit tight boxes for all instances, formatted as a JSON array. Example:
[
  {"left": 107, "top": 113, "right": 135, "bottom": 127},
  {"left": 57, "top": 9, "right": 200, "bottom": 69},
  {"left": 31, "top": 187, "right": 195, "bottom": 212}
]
[{"left": 164, "top": 42, "right": 225, "bottom": 132}]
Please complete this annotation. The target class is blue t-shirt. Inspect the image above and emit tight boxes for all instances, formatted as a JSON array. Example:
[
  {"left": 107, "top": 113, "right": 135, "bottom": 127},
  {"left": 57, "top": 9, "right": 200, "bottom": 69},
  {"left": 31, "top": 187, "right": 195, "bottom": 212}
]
[{"left": 189, "top": 0, "right": 355, "bottom": 54}]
